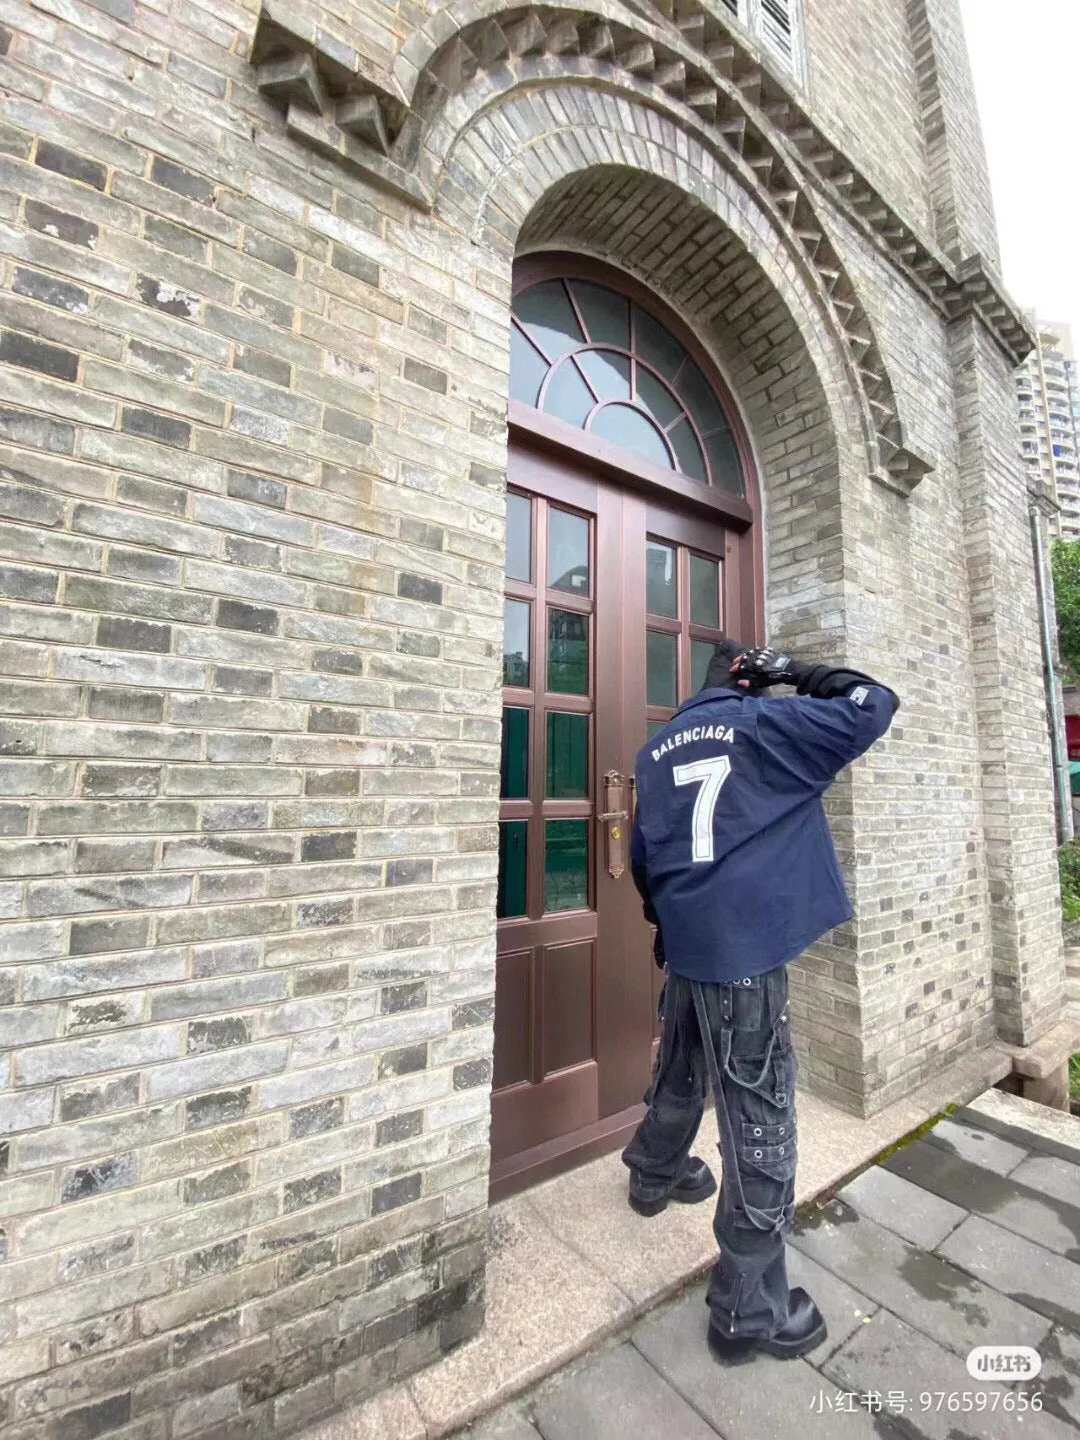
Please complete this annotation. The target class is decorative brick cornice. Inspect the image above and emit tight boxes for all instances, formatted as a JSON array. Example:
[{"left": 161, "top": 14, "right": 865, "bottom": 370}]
[{"left": 248, "top": 0, "right": 1031, "bottom": 491}]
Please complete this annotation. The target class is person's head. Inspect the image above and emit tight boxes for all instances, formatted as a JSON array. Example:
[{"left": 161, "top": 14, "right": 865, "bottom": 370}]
[{"left": 702, "top": 638, "right": 749, "bottom": 692}]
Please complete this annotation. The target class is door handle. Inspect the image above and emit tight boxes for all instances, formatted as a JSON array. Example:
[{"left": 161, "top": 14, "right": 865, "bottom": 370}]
[{"left": 601, "top": 770, "right": 628, "bottom": 879}]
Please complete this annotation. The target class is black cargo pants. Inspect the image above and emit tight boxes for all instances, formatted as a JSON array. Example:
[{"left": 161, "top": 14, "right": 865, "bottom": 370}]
[{"left": 622, "top": 965, "right": 797, "bottom": 1339}]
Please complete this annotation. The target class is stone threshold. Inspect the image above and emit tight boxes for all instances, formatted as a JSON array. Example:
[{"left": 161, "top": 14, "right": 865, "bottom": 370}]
[{"left": 298, "top": 1041, "right": 1014, "bottom": 1440}]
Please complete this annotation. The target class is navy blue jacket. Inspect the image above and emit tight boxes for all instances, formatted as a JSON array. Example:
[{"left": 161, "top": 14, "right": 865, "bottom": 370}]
[{"left": 631, "top": 682, "right": 895, "bottom": 982}]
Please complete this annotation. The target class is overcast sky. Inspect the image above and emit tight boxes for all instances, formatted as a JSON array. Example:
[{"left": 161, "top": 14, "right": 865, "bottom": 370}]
[{"left": 958, "top": 0, "right": 1080, "bottom": 333}]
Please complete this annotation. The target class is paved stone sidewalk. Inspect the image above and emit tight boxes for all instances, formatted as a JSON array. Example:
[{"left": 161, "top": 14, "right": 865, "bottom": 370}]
[{"left": 455, "top": 1108, "right": 1080, "bottom": 1440}]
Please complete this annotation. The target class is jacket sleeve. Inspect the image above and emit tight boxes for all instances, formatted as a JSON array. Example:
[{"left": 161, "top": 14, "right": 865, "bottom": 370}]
[
  {"left": 758, "top": 675, "right": 897, "bottom": 786},
  {"left": 631, "top": 815, "right": 665, "bottom": 968},
  {"left": 630, "top": 814, "right": 657, "bottom": 924}
]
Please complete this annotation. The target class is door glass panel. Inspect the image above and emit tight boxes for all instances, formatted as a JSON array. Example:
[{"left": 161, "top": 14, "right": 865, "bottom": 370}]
[
  {"left": 573, "top": 282, "right": 629, "bottom": 348},
  {"left": 690, "top": 640, "right": 717, "bottom": 694},
  {"left": 590, "top": 405, "right": 670, "bottom": 469},
  {"left": 547, "top": 508, "right": 590, "bottom": 595},
  {"left": 705, "top": 430, "right": 744, "bottom": 497},
  {"left": 690, "top": 554, "right": 720, "bottom": 628},
  {"left": 668, "top": 417, "right": 708, "bottom": 483},
  {"left": 503, "top": 599, "right": 530, "bottom": 687},
  {"left": 646, "top": 719, "right": 668, "bottom": 742},
  {"left": 505, "top": 492, "right": 532, "bottom": 582},
  {"left": 515, "top": 280, "right": 583, "bottom": 360},
  {"left": 543, "top": 360, "right": 593, "bottom": 428},
  {"left": 677, "top": 359, "right": 727, "bottom": 439},
  {"left": 646, "top": 630, "right": 678, "bottom": 706},
  {"left": 497, "top": 821, "right": 528, "bottom": 918},
  {"left": 577, "top": 349, "right": 630, "bottom": 402},
  {"left": 636, "top": 368, "right": 682, "bottom": 429},
  {"left": 546, "top": 712, "right": 588, "bottom": 798},
  {"left": 544, "top": 819, "right": 588, "bottom": 912},
  {"left": 501, "top": 707, "right": 530, "bottom": 798},
  {"left": 548, "top": 610, "right": 589, "bottom": 694},
  {"left": 635, "top": 307, "right": 686, "bottom": 383},
  {"left": 509, "top": 327, "right": 547, "bottom": 406},
  {"left": 645, "top": 541, "right": 677, "bottom": 618}
]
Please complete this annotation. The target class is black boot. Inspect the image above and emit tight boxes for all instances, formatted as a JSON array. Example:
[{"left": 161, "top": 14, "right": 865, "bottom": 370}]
[
  {"left": 707, "top": 1287, "right": 827, "bottom": 1363},
  {"left": 628, "top": 1157, "right": 717, "bottom": 1217}
]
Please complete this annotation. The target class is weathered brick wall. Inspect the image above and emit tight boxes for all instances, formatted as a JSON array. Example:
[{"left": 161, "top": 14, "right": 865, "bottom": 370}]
[
  {"left": 803, "top": 0, "right": 933, "bottom": 235},
  {"left": 0, "top": 1, "right": 501, "bottom": 1433}
]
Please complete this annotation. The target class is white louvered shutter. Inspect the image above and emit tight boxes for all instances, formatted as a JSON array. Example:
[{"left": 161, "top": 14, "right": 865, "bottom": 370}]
[{"left": 758, "top": 0, "right": 797, "bottom": 72}]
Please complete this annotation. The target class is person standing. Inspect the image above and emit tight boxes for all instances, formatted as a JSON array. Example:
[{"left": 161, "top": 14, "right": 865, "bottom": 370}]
[{"left": 622, "top": 640, "right": 899, "bottom": 1363}]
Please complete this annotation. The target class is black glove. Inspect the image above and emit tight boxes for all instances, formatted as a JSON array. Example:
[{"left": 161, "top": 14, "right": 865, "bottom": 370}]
[{"left": 730, "top": 646, "right": 812, "bottom": 691}]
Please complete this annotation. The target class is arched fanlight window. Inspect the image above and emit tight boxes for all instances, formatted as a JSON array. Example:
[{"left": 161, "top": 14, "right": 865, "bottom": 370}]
[{"left": 509, "top": 277, "right": 745, "bottom": 498}]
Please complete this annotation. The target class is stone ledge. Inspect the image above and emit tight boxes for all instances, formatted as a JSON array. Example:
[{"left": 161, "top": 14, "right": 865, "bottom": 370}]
[
  {"left": 1006, "top": 1010, "right": 1080, "bottom": 1079},
  {"left": 960, "top": 1086, "right": 1080, "bottom": 1166}
]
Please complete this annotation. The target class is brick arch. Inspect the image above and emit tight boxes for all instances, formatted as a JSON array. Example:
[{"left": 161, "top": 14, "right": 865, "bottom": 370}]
[
  {"left": 437, "top": 89, "right": 870, "bottom": 653},
  {"left": 443, "top": 117, "right": 870, "bottom": 1104}
]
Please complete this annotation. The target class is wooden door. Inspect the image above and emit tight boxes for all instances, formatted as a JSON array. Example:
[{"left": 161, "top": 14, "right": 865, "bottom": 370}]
[{"left": 491, "top": 441, "right": 739, "bottom": 1196}]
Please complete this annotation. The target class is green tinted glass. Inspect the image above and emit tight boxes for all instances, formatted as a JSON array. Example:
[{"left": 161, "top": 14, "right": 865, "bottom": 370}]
[
  {"left": 497, "top": 821, "right": 528, "bottom": 918},
  {"left": 544, "top": 819, "right": 588, "bottom": 912},
  {"left": 509, "top": 327, "right": 547, "bottom": 406},
  {"left": 505, "top": 492, "right": 532, "bottom": 582},
  {"left": 503, "top": 599, "right": 530, "bottom": 687},
  {"left": 646, "top": 719, "right": 668, "bottom": 742},
  {"left": 690, "top": 554, "right": 720, "bottom": 628},
  {"left": 548, "top": 508, "right": 590, "bottom": 595},
  {"left": 646, "top": 630, "right": 677, "bottom": 706},
  {"left": 501, "top": 707, "right": 529, "bottom": 799},
  {"left": 572, "top": 282, "right": 629, "bottom": 348},
  {"left": 646, "top": 541, "right": 677, "bottom": 618},
  {"left": 690, "top": 640, "right": 716, "bottom": 694},
  {"left": 548, "top": 610, "right": 589, "bottom": 694},
  {"left": 546, "top": 712, "right": 588, "bottom": 798}
]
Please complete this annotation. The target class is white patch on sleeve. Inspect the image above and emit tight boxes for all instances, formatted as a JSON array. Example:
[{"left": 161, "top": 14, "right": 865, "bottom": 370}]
[{"left": 849, "top": 686, "right": 869, "bottom": 706}]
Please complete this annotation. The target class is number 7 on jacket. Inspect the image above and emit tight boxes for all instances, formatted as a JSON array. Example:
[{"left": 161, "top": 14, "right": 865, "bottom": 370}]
[{"left": 673, "top": 756, "right": 732, "bottom": 864}]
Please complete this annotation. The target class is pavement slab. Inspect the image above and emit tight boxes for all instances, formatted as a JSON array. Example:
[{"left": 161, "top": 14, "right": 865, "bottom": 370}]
[
  {"left": 783, "top": 1250, "right": 880, "bottom": 1358},
  {"left": 1037, "top": 1326, "right": 1080, "bottom": 1431},
  {"left": 1010, "top": 1154, "right": 1080, "bottom": 1214},
  {"left": 531, "top": 1342, "right": 719, "bottom": 1440},
  {"left": 632, "top": 1286, "right": 885, "bottom": 1440},
  {"left": 822, "top": 1308, "right": 1073, "bottom": 1440},
  {"left": 838, "top": 1163, "right": 968, "bottom": 1249},
  {"left": 791, "top": 1200, "right": 1051, "bottom": 1355},
  {"left": 926, "top": 1116, "right": 1030, "bottom": 1175},
  {"left": 882, "top": 1139, "right": 1080, "bottom": 1260},
  {"left": 937, "top": 1215, "right": 1080, "bottom": 1334}
]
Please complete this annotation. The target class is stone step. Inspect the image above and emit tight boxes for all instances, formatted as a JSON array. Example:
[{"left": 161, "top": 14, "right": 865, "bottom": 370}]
[
  {"left": 823, "top": 1308, "right": 1075, "bottom": 1440},
  {"left": 792, "top": 1199, "right": 1051, "bottom": 1357},
  {"left": 881, "top": 1137, "right": 1080, "bottom": 1259},
  {"left": 961, "top": 1087, "right": 1080, "bottom": 1165},
  {"left": 937, "top": 1214, "right": 1080, "bottom": 1332},
  {"left": 530, "top": 1343, "right": 717, "bottom": 1440},
  {"left": 632, "top": 1286, "right": 884, "bottom": 1440}
]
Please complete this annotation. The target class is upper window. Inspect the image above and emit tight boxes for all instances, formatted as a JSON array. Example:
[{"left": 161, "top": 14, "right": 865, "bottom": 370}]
[
  {"left": 510, "top": 278, "right": 745, "bottom": 498},
  {"left": 721, "top": 0, "right": 804, "bottom": 81}
]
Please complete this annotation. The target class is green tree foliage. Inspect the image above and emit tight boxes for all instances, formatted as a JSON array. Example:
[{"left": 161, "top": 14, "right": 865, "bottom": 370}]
[{"left": 1051, "top": 538, "right": 1080, "bottom": 682}]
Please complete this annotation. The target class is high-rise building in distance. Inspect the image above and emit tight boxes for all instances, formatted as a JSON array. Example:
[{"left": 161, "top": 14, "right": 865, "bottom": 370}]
[{"left": 1017, "top": 317, "right": 1080, "bottom": 538}]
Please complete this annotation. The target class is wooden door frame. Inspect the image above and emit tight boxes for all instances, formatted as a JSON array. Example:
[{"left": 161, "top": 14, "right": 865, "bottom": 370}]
[{"left": 490, "top": 259, "right": 766, "bottom": 1200}]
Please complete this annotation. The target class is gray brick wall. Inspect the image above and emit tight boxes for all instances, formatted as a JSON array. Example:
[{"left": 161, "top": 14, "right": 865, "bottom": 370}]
[{"left": 0, "top": 0, "right": 1063, "bottom": 1432}]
